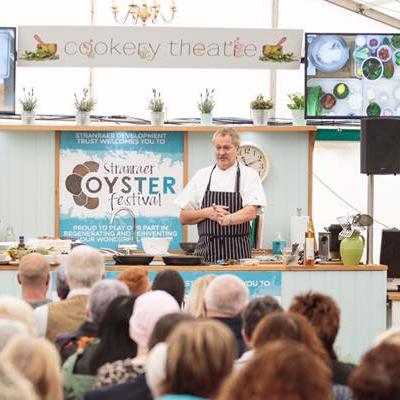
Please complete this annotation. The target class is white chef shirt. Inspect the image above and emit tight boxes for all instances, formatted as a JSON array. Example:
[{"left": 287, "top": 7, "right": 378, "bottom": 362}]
[{"left": 175, "top": 162, "right": 267, "bottom": 211}]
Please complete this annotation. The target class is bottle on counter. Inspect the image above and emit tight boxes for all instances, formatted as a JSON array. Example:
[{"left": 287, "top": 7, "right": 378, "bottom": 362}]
[
  {"left": 272, "top": 232, "right": 286, "bottom": 257},
  {"left": 304, "top": 220, "right": 315, "bottom": 266},
  {"left": 18, "top": 236, "right": 26, "bottom": 250}
]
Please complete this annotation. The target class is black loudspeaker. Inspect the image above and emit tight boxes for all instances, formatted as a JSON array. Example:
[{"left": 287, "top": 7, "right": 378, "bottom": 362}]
[
  {"left": 380, "top": 229, "right": 400, "bottom": 278},
  {"left": 360, "top": 118, "right": 400, "bottom": 175}
]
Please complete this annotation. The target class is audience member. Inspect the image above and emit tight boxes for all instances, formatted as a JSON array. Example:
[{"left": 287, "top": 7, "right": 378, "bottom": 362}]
[
  {"left": 289, "top": 291, "right": 356, "bottom": 385},
  {"left": 17, "top": 253, "right": 51, "bottom": 309},
  {"left": 350, "top": 342, "right": 400, "bottom": 400},
  {"left": 218, "top": 340, "right": 332, "bottom": 400},
  {"left": 236, "top": 295, "right": 283, "bottom": 368},
  {"left": 184, "top": 274, "right": 215, "bottom": 318},
  {"left": 57, "top": 279, "right": 129, "bottom": 362},
  {"left": 204, "top": 274, "right": 249, "bottom": 355},
  {"left": 145, "top": 342, "right": 168, "bottom": 398},
  {"left": 88, "top": 295, "right": 137, "bottom": 374},
  {"left": 158, "top": 319, "right": 236, "bottom": 400},
  {"left": 1, "top": 335, "right": 63, "bottom": 400},
  {"left": 93, "top": 290, "right": 180, "bottom": 388},
  {"left": 84, "top": 312, "right": 194, "bottom": 400},
  {"left": 0, "top": 295, "right": 37, "bottom": 335},
  {"left": 0, "top": 318, "right": 28, "bottom": 352},
  {"left": 252, "top": 312, "right": 328, "bottom": 363},
  {"left": 0, "top": 360, "right": 38, "bottom": 400},
  {"left": 56, "top": 263, "right": 70, "bottom": 300},
  {"left": 152, "top": 269, "right": 185, "bottom": 307},
  {"left": 62, "top": 294, "right": 137, "bottom": 400},
  {"left": 35, "top": 246, "right": 104, "bottom": 340},
  {"left": 118, "top": 268, "right": 150, "bottom": 296}
]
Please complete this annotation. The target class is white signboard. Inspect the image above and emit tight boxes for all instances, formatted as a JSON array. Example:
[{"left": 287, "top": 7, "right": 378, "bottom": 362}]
[{"left": 18, "top": 26, "right": 303, "bottom": 69}]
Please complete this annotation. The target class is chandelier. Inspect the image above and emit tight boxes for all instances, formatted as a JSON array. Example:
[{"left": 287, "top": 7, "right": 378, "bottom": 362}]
[{"left": 111, "top": 0, "right": 177, "bottom": 25}]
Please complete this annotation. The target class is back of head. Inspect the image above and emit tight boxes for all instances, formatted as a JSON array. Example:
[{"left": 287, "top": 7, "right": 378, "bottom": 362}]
[
  {"left": 218, "top": 340, "right": 332, "bottom": 400},
  {"left": 88, "top": 279, "right": 129, "bottom": 325},
  {"left": 0, "top": 360, "right": 38, "bottom": 400},
  {"left": 252, "top": 312, "right": 328, "bottom": 363},
  {"left": 148, "top": 312, "right": 195, "bottom": 349},
  {"left": 163, "top": 319, "right": 237, "bottom": 398},
  {"left": 18, "top": 253, "right": 50, "bottom": 287},
  {"left": 129, "top": 290, "right": 180, "bottom": 349},
  {"left": 90, "top": 295, "right": 138, "bottom": 374},
  {"left": 205, "top": 274, "right": 249, "bottom": 317},
  {"left": 66, "top": 245, "right": 104, "bottom": 289},
  {"left": 350, "top": 342, "right": 400, "bottom": 400},
  {"left": 184, "top": 274, "right": 215, "bottom": 318},
  {"left": 1, "top": 335, "right": 63, "bottom": 400},
  {"left": 0, "top": 296, "right": 36, "bottom": 336},
  {"left": 152, "top": 269, "right": 185, "bottom": 307},
  {"left": 0, "top": 318, "right": 29, "bottom": 352},
  {"left": 118, "top": 268, "right": 150, "bottom": 296},
  {"left": 55, "top": 264, "right": 69, "bottom": 300},
  {"left": 242, "top": 296, "right": 283, "bottom": 341},
  {"left": 289, "top": 291, "right": 340, "bottom": 359}
]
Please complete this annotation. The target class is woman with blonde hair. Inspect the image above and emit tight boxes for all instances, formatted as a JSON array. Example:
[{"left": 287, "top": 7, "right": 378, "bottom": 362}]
[
  {"left": 218, "top": 340, "right": 333, "bottom": 400},
  {"left": 1, "top": 335, "right": 63, "bottom": 400},
  {"left": 0, "top": 360, "right": 38, "bottom": 400},
  {"left": 184, "top": 275, "right": 215, "bottom": 318},
  {"left": 158, "top": 319, "right": 237, "bottom": 399}
]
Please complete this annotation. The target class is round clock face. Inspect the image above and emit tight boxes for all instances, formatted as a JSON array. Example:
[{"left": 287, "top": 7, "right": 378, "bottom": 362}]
[{"left": 238, "top": 143, "right": 270, "bottom": 181}]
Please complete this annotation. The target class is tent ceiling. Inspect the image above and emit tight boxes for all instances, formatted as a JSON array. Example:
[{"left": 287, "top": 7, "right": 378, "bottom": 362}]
[{"left": 323, "top": 0, "right": 400, "bottom": 28}]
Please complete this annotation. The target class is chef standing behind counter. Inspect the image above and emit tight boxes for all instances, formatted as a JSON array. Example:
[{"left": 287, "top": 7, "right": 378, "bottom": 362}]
[{"left": 175, "top": 127, "right": 267, "bottom": 263}]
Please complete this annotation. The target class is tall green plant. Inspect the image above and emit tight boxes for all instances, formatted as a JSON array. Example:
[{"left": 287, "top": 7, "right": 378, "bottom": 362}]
[
  {"left": 197, "top": 88, "right": 216, "bottom": 114},
  {"left": 148, "top": 88, "right": 164, "bottom": 112},
  {"left": 287, "top": 93, "right": 305, "bottom": 110},
  {"left": 74, "top": 88, "right": 96, "bottom": 112},
  {"left": 19, "top": 88, "right": 38, "bottom": 112}
]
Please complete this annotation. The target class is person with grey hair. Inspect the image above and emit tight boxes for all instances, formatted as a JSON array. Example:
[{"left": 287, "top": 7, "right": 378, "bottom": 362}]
[
  {"left": 56, "top": 279, "right": 129, "bottom": 363},
  {"left": 35, "top": 245, "right": 105, "bottom": 341},
  {"left": 17, "top": 253, "right": 51, "bottom": 309},
  {"left": 204, "top": 274, "right": 249, "bottom": 356},
  {"left": 236, "top": 296, "right": 283, "bottom": 369},
  {"left": 175, "top": 127, "right": 267, "bottom": 263},
  {"left": 0, "top": 318, "right": 29, "bottom": 352},
  {"left": 55, "top": 264, "right": 70, "bottom": 300}
]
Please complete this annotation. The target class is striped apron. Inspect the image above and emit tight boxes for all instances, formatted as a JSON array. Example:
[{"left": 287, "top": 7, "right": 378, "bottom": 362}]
[{"left": 195, "top": 163, "right": 251, "bottom": 263}]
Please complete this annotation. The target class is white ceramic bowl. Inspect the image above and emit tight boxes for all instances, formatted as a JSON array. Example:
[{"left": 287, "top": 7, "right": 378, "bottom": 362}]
[{"left": 142, "top": 237, "right": 171, "bottom": 255}]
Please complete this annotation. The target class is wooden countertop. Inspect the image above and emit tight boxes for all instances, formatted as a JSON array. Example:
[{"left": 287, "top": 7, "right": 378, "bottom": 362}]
[
  {"left": 0, "top": 263, "right": 387, "bottom": 272},
  {"left": 0, "top": 121, "right": 317, "bottom": 133}
]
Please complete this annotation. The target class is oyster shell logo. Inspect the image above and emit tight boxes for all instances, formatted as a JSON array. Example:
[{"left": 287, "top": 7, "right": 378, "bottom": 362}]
[{"left": 65, "top": 161, "right": 100, "bottom": 210}]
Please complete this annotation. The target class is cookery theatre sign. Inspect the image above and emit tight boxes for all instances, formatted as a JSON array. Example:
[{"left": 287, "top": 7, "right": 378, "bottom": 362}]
[{"left": 18, "top": 26, "right": 303, "bottom": 69}]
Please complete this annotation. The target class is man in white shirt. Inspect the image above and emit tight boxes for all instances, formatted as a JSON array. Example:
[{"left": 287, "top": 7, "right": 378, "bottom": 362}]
[{"left": 175, "top": 127, "right": 266, "bottom": 263}]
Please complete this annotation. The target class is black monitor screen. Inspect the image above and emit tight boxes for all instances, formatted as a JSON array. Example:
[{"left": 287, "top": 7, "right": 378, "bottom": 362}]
[
  {"left": 305, "top": 33, "right": 400, "bottom": 119},
  {"left": 0, "top": 27, "right": 16, "bottom": 115}
]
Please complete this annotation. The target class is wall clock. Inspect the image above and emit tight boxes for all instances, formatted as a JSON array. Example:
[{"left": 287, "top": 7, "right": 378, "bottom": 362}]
[{"left": 238, "top": 142, "right": 270, "bottom": 181}]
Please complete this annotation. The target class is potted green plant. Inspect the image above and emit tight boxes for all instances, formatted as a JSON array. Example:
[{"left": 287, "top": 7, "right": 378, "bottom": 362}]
[
  {"left": 20, "top": 88, "right": 38, "bottom": 125},
  {"left": 250, "top": 94, "right": 273, "bottom": 126},
  {"left": 148, "top": 88, "right": 165, "bottom": 125},
  {"left": 74, "top": 88, "right": 96, "bottom": 125},
  {"left": 287, "top": 93, "right": 305, "bottom": 126},
  {"left": 197, "top": 88, "right": 215, "bottom": 125}
]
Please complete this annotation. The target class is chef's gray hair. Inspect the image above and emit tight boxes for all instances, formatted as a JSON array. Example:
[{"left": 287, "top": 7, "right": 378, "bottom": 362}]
[
  {"left": 66, "top": 245, "right": 105, "bottom": 289},
  {"left": 204, "top": 274, "right": 249, "bottom": 316},
  {"left": 88, "top": 279, "right": 129, "bottom": 324},
  {"left": 212, "top": 127, "right": 240, "bottom": 148}
]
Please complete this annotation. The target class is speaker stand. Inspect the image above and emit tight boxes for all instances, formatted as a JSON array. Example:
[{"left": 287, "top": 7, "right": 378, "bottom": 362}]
[{"left": 367, "top": 174, "right": 374, "bottom": 264}]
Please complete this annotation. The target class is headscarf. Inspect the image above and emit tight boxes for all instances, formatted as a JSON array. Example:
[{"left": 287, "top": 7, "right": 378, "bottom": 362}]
[{"left": 129, "top": 290, "right": 180, "bottom": 348}]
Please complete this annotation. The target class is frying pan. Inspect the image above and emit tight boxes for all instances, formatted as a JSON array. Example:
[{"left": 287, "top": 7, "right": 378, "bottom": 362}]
[
  {"left": 162, "top": 255, "right": 203, "bottom": 266},
  {"left": 113, "top": 254, "right": 154, "bottom": 265}
]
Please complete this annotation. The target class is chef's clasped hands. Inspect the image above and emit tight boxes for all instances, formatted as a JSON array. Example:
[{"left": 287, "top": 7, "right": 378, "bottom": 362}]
[{"left": 210, "top": 203, "right": 233, "bottom": 226}]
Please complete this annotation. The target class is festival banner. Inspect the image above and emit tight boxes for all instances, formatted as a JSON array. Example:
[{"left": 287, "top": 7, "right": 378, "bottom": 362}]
[
  {"left": 59, "top": 131, "right": 184, "bottom": 250},
  {"left": 18, "top": 26, "right": 303, "bottom": 69},
  {"left": 106, "top": 270, "right": 282, "bottom": 299}
]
